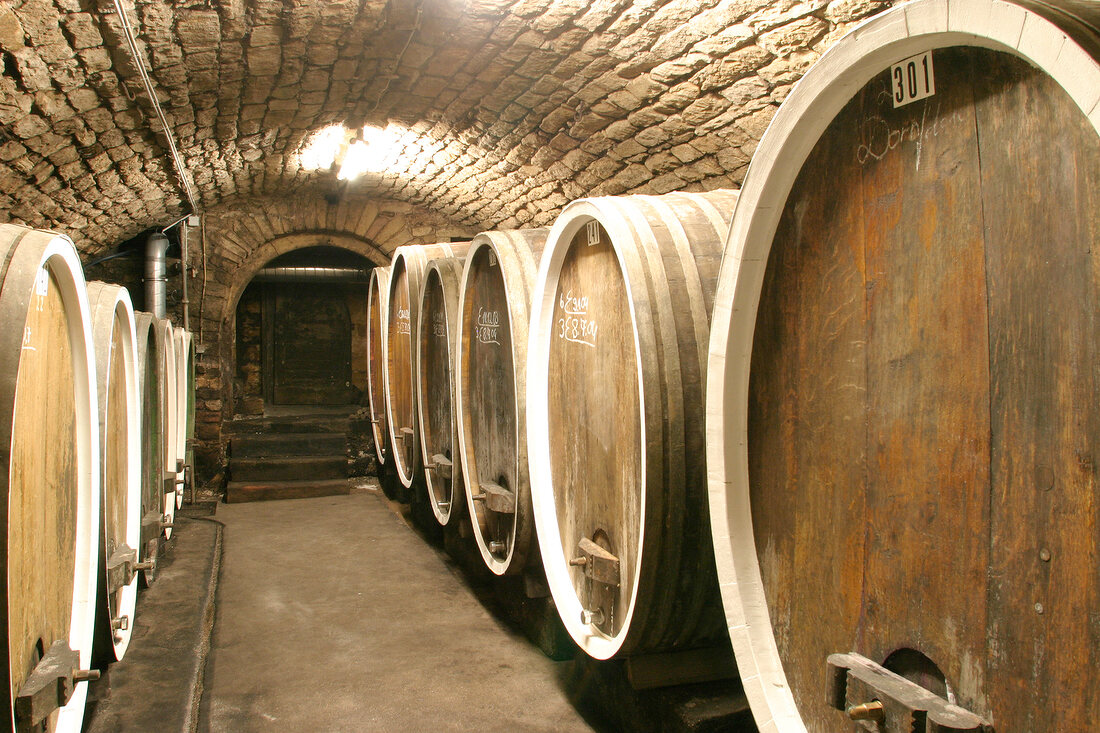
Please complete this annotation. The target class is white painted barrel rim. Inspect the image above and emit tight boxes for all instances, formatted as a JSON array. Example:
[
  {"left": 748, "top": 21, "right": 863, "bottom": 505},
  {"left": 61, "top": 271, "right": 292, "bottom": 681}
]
[
  {"left": 415, "top": 263, "right": 459, "bottom": 527},
  {"left": 526, "top": 199, "right": 648, "bottom": 659},
  {"left": 155, "top": 319, "right": 178, "bottom": 540},
  {"left": 0, "top": 229, "right": 100, "bottom": 732},
  {"left": 383, "top": 249, "right": 420, "bottom": 489},
  {"left": 172, "top": 328, "right": 191, "bottom": 510},
  {"left": 454, "top": 236, "right": 526, "bottom": 575},
  {"left": 86, "top": 283, "right": 142, "bottom": 660},
  {"left": 705, "top": 1, "right": 1100, "bottom": 729},
  {"left": 367, "top": 267, "right": 390, "bottom": 465}
]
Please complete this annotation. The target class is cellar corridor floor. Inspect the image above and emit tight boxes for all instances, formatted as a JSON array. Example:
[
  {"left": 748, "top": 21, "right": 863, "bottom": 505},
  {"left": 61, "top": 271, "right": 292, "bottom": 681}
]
[{"left": 198, "top": 489, "right": 596, "bottom": 732}]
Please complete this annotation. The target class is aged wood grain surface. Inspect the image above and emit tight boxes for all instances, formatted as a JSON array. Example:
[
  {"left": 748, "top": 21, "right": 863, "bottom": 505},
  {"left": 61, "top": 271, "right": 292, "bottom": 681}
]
[
  {"left": 976, "top": 49, "right": 1100, "bottom": 732},
  {"left": 105, "top": 316, "right": 129, "bottom": 614},
  {"left": 419, "top": 261, "right": 463, "bottom": 519},
  {"left": 462, "top": 245, "right": 520, "bottom": 561},
  {"left": 387, "top": 260, "right": 415, "bottom": 462},
  {"left": 747, "top": 46, "right": 1098, "bottom": 731},
  {"left": 367, "top": 268, "right": 389, "bottom": 463},
  {"left": 548, "top": 223, "right": 641, "bottom": 639},
  {"left": 7, "top": 268, "right": 79, "bottom": 733},
  {"left": 134, "top": 316, "right": 162, "bottom": 583}
]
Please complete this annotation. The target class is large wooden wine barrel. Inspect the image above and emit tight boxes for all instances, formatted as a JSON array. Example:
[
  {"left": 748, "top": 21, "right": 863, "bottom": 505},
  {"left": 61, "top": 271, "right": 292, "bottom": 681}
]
[
  {"left": 706, "top": 2, "right": 1100, "bottom": 731},
  {"left": 455, "top": 229, "right": 547, "bottom": 575},
  {"left": 85, "top": 282, "right": 141, "bottom": 666},
  {"left": 367, "top": 266, "right": 391, "bottom": 466},
  {"left": 0, "top": 224, "right": 100, "bottom": 732},
  {"left": 384, "top": 243, "right": 469, "bottom": 489},
  {"left": 415, "top": 257, "right": 466, "bottom": 526},
  {"left": 153, "top": 317, "right": 177, "bottom": 540},
  {"left": 172, "top": 327, "right": 195, "bottom": 509},
  {"left": 526, "top": 191, "right": 737, "bottom": 659},
  {"left": 132, "top": 312, "right": 164, "bottom": 585}
]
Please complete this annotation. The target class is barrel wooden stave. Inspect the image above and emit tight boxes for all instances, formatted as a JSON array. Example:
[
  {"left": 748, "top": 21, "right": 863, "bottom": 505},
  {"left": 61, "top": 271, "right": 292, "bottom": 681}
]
[
  {"left": 527, "top": 191, "right": 737, "bottom": 660},
  {"left": 153, "top": 318, "right": 177, "bottom": 539},
  {"left": 367, "top": 266, "right": 390, "bottom": 465},
  {"left": 384, "top": 243, "right": 470, "bottom": 489},
  {"left": 416, "top": 258, "right": 465, "bottom": 526},
  {"left": 456, "top": 229, "right": 547, "bottom": 575},
  {"left": 172, "top": 328, "right": 194, "bottom": 509},
  {"left": 132, "top": 313, "right": 164, "bottom": 585},
  {"left": 706, "top": 3, "right": 1100, "bottom": 730},
  {"left": 86, "top": 282, "right": 141, "bottom": 665},
  {"left": 0, "top": 224, "right": 100, "bottom": 732}
]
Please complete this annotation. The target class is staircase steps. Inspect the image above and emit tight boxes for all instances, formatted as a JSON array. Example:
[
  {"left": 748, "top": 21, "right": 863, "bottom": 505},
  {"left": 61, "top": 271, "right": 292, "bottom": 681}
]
[
  {"left": 226, "top": 413, "right": 351, "bottom": 503},
  {"left": 232, "top": 432, "right": 347, "bottom": 458},
  {"left": 226, "top": 479, "right": 351, "bottom": 504}
]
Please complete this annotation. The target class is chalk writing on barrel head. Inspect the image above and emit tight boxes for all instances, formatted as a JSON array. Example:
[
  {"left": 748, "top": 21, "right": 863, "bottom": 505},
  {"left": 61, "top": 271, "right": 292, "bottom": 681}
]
[
  {"left": 557, "top": 289, "right": 597, "bottom": 348},
  {"left": 475, "top": 307, "right": 501, "bottom": 345}
]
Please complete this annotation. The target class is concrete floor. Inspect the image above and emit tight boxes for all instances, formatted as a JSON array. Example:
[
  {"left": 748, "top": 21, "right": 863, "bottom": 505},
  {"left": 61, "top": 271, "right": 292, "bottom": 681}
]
[{"left": 199, "top": 490, "right": 597, "bottom": 732}]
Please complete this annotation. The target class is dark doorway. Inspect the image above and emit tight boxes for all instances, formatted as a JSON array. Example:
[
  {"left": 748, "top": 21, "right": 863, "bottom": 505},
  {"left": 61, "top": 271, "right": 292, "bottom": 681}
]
[
  {"left": 264, "top": 282, "right": 354, "bottom": 405},
  {"left": 235, "top": 246, "right": 372, "bottom": 415}
]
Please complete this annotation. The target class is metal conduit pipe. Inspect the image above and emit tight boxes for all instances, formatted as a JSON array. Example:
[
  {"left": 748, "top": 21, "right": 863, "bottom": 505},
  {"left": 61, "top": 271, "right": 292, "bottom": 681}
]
[
  {"left": 144, "top": 232, "right": 170, "bottom": 318},
  {"left": 250, "top": 266, "right": 370, "bottom": 284}
]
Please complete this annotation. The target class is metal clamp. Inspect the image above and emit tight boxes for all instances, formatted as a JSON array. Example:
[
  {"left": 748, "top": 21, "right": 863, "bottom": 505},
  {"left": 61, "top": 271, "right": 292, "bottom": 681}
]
[
  {"left": 14, "top": 640, "right": 99, "bottom": 728},
  {"left": 827, "top": 653, "right": 991, "bottom": 732},
  {"left": 399, "top": 427, "right": 415, "bottom": 465}
]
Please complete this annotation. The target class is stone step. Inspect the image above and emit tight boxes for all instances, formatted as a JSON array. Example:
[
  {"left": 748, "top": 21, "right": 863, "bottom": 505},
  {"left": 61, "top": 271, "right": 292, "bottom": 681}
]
[
  {"left": 232, "top": 432, "right": 347, "bottom": 458},
  {"left": 223, "top": 414, "right": 351, "bottom": 436},
  {"left": 230, "top": 455, "right": 347, "bottom": 482},
  {"left": 225, "top": 479, "right": 352, "bottom": 503}
]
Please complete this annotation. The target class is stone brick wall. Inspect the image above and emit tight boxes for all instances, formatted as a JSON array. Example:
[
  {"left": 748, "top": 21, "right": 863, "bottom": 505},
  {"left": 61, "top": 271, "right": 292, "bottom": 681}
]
[
  {"left": 0, "top": 0, "right": 903, "bottom": 485},
  {"left": 187, "top": 191, "right": 473, "bottom": 485},
  {"left": 2, "top": 0, "right": 895, "bottom": 254}
]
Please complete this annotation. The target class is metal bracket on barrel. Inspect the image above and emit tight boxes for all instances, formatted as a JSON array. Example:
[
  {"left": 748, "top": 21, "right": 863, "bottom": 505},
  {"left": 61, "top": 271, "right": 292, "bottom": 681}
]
[
  {"left": 399, "top": 427, "right": 414, "bottom": 465},
  {"left": 826, "top": 653, "right": 992, "bottom": 732},
  {"left": 425, "top": 453, "right": 452, "bottom": 481},
  {"left": 14, "top": 640, "right": 99, "bottom": 728},
  {"left": 472, "top": 481, "right": 515, "bottom": 514},
  {"left": 569, "top": 537, "right": 620, "bottom": 588},
  {"left": 106, "top": 544, "right": 141, "bottom": 595},
  {"left": 142, "top": 510, "right": 163, "bottom": 534}
]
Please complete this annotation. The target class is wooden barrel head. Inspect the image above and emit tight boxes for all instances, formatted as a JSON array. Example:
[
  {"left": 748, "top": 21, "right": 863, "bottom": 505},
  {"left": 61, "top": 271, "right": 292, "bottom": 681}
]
[
  {"left": 172, "top": 328, "right": 191, "bottom": 510},
  {"left": 133, "top": 312, "right": 163, "bottom": 585},
  {"left": 545, "top": 222, "right": 641, "bottom": 643},
  {"left": 530, "top": 191, "right": 735, "bottom": 660},
  {"left": 461, "top": 246, "right": 519, "bottom": 564},
  {"left": 0, "top": 226, "right": 99, "bottom": 732},
  {"left": 385, "top": 257, "right": 415, "bottom": 481},
  {"left": 367, "top": 267, "right": 390, "bottom": 465},
  {"left": 86, "top": 283, "right": 141, "bottom": 664},
  {"left": 707, "top": 4, "right": 1100, "bottom": 730},
  {"left": 456, "top": 230, "right": 545, "bottom": 575},
  {"left": 385, "top": 243, "right": 470, "bottom": 489},
  {"left": 416, "top": 260, "right": 464, "bottom": 526},
  {"left": 154, "top": 318, "right": 177, "bottom": 540}
]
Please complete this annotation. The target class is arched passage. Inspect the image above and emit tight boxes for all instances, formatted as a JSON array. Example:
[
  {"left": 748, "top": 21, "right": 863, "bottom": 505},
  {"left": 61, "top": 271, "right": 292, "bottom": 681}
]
[{"left": 231, "top": 244, "right": 374, "bottom": 416}]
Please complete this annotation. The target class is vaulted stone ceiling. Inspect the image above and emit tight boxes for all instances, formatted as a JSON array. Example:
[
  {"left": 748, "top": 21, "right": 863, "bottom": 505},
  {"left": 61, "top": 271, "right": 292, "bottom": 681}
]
[{"left": 0, "top": 0, "right": 893, "bottom": 257}]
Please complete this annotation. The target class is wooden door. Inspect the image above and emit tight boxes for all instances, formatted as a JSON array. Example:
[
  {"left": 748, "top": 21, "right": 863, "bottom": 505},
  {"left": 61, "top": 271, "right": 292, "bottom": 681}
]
[{"left": 264, "top": 283, "right": 354, "bottom": 405}]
